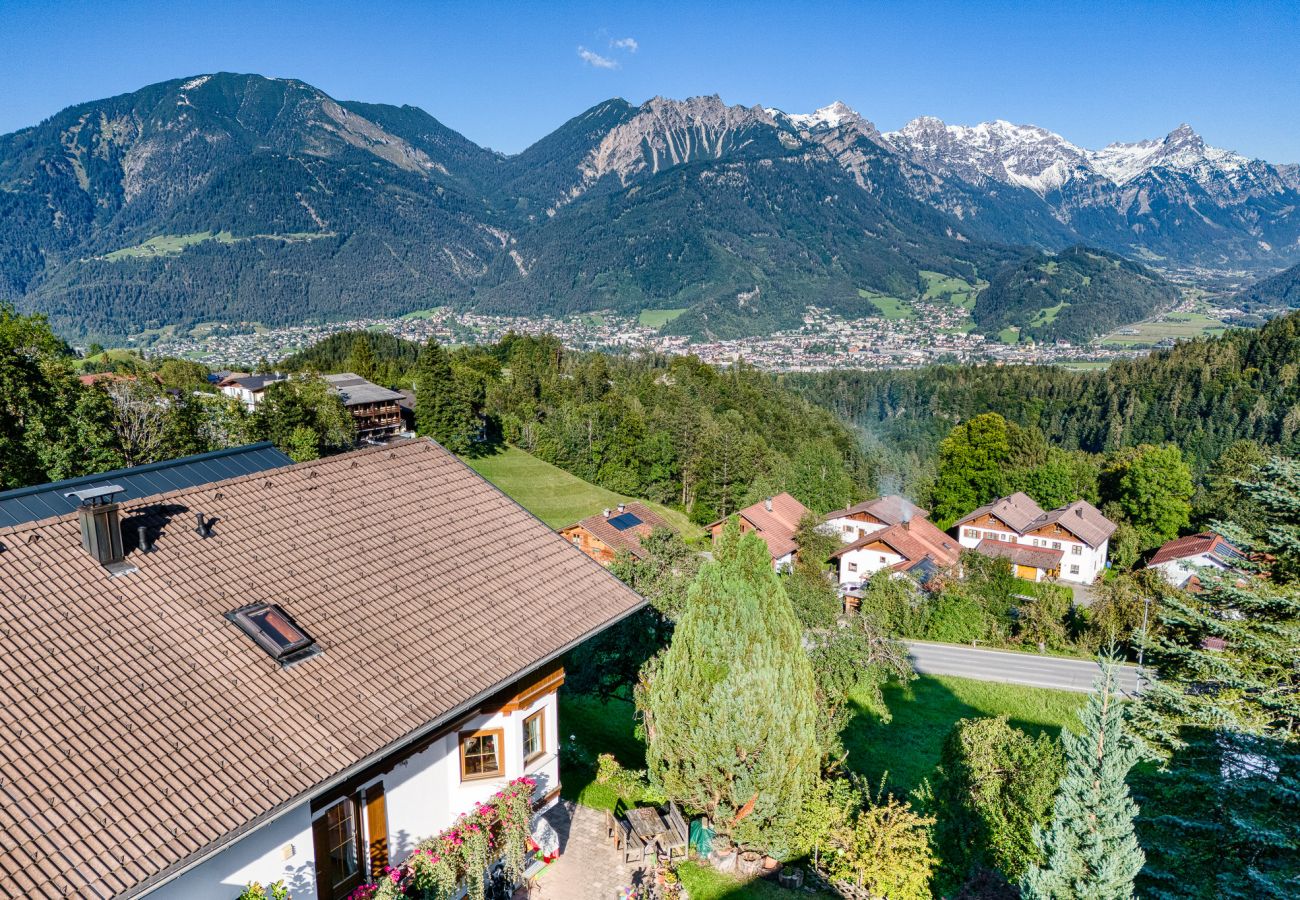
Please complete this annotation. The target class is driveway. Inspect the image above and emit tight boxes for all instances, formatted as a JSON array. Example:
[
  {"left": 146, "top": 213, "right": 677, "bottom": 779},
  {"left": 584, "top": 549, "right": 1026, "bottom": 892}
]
[{"left": 904, "top": 640, "right": 1143, "bottom": 694}]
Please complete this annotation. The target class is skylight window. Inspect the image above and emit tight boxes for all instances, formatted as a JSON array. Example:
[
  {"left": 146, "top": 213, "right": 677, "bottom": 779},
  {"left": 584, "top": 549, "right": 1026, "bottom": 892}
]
[
  {"left": 608, "top": 512, "right": 643, "bottom": 531},
  {"left": 227, "top": 603, "right": 319, "bottom": 665}
]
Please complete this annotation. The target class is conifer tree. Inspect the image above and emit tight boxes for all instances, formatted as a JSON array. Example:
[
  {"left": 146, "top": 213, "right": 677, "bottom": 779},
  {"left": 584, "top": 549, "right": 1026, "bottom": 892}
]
[
  {"left": 346, "top": 332, "right": 377, "bottom": 381},
  {"left": 638, "top": 523, "right": 820, "bottom": 851},
  {"left": 1131, "top": 458, "right": 1300, "bottom": 898},
  {"left": 1022, "top": 655, "right": 1144, "bottom": 900},
  {"left": 414, "top": 338, "right": 474, "bottom": 452}
]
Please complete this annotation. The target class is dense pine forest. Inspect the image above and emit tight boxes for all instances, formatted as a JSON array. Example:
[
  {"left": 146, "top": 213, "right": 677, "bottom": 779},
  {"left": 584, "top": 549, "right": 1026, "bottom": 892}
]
[{"left": 790, "top": 310, "right": 1300, "bottom": 485}]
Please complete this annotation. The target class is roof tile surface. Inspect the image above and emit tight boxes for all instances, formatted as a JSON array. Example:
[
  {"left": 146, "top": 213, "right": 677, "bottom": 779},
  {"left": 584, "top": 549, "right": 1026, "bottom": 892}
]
[{"left": 0, "top": 439, "right": 642, "bottom": 898}]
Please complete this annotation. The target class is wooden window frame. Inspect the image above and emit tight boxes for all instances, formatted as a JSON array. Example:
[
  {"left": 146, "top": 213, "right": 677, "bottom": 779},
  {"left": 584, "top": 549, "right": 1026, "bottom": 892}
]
[
  {"left": 459, "top": 728, "right": 505, "bottom": 781},
  {"left": 523, "top": 709, "right": 546, "bottom": 765}
]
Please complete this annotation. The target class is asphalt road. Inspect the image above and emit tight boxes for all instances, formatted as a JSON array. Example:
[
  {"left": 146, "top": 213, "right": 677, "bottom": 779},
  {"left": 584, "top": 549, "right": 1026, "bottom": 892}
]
[{"left": 904, "top": 640, "right": 1144, "bottom": 695}]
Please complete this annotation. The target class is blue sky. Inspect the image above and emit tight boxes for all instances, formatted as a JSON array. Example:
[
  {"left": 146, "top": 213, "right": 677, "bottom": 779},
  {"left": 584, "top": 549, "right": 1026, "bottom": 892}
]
[{"left": 2, "top": 0, "right": 1298, "bottom": 161}]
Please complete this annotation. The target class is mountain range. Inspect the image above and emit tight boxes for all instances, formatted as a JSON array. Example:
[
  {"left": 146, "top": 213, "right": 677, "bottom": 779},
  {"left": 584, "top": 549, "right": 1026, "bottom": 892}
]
[{"left": 1, "top": 73, "right": 1297, "bottom": 341}]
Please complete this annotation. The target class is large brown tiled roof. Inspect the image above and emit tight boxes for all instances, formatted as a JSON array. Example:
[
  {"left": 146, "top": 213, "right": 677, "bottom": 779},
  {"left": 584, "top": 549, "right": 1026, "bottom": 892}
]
[
  {"left": 1148, "top": 531, "right": 1239, "bottom": 566},
  {"left": 1027, "top": 500, "right": 1116, "bottom": 548},
  {"left": 975, "top": 538, "right": 1064, "bottom": 571},
  {"left": 952, "top": 492, "right": 1045, "bottom": 533},
  {"left": 565, "top": 502, "right": 674, "bottom": 558},
  {"left": 823, "top": 495, "right": 929, "bottom": 525},
  {"left": 0, "top": 439, "right": 644, "bottom": 899},
  {"left": 830, "top": 518, "right": 961, "bottom": 568},
  {"left": 712, "top": 493, "right": 809, "bottom": 561}
]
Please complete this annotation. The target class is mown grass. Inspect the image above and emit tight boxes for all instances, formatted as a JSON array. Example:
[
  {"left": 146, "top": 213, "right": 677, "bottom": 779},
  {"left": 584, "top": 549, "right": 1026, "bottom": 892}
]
[
  {"left": 561, "top": 675, "right": 1083, "bottom": 813},
  {"left": 677, "top": 863, "right": 832, "bottom": 899},
  {"left": 463, "top": 445, "right": 700, "bottom": 536},
  {"left": 919, "top": 270, "right": 982, "bottom": 310},
  {"left": 858, "top": 289, "right": 915, "bottom": 320},
  {"left": 103, "top": 230, "right": 330, "bottom": 261},
  {"left": 639, "top": 307, "right": 690, "bottom": 328},
  {"left": 1100, "top": 311, "right": 1228, "bottom": 347},
  {"left": 843, "top": 675, "right": 1084, "bottom": 797}
]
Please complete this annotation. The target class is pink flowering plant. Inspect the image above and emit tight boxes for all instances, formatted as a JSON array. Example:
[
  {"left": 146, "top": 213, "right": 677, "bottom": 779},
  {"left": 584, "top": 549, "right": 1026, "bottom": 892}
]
[{"left": 346, "top": 776, "right": 538, "bottom": 900}]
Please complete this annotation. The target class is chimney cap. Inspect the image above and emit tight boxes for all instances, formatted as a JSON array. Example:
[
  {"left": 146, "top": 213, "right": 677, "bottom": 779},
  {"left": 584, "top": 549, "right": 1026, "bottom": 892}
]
[{"left": 64, "top": 485, "right": 125, "bottom": 506}]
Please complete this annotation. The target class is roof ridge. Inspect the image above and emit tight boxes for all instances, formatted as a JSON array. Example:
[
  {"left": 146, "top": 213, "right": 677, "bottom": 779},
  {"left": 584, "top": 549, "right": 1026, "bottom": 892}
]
[{"left": 0, "top": 439, "right": 423, "bottom": 539}]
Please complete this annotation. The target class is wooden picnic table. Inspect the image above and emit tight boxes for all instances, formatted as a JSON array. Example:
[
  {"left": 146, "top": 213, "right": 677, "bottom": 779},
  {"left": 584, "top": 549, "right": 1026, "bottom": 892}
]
[{"left": 624, "top": 806, "right": 668, "bottom": 845}]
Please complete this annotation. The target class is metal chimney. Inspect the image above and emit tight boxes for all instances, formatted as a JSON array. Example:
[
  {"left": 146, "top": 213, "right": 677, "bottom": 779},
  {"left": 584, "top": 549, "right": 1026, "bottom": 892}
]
[
  {"left": 765, "top": 497, "right": 773, "bottom": 513},
  {"left": 65, "top": 485, "right": 126, "bottom": 567}
]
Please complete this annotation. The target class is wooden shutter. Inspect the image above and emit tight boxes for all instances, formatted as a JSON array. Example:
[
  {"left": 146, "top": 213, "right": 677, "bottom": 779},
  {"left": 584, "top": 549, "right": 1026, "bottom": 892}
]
[{"left": 365, "top": 783, "right": 389, "bottom": 878}]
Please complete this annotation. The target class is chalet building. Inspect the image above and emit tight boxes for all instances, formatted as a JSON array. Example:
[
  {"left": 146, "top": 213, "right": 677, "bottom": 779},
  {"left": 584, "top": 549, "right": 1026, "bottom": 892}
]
[
  {"left": 953, "top": 492, "right": 1115, "bottom": 584},
  {"left": 323, "top": 373, "right": 406, "bottom": 440},
  {"left": 1147, "top": 531, "right": 1244, "bottom": 589},
  {"left": 973, "top": 538, "right": 1061, "bottom": 582},
  {"left": 218, "top": 373, "right": 286, "bottom": 410},
  {"left": 0, "top": 439, "right": 643, "bottom": 900},
  {"left": 708, "top": 492, "right": 809, "bottom": 571},
  {"left": 823, "top": 495, "right": 929, "bottom": 544},
  {"left": 829, "top": 515, "right": 961, "bottom": 586},
  {"left": 558, "top": 502, "right": 674, "bottom": 566}
]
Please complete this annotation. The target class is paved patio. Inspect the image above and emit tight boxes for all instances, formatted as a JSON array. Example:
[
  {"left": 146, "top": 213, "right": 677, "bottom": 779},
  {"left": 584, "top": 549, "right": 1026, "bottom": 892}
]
[{"left": 516, "top": 801, "right": 657, "bottom": 900}]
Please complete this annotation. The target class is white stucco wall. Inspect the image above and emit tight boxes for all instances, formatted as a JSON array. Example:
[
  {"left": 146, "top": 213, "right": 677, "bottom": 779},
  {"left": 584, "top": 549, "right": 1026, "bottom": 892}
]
[
  {"left": 1151, "top": 552, "right": 1227, "bottom": 588},
  {"left": 825, "top": 517, "right": 887, "bottom": 544},
  {"left": 837, "top": 546, "right": 904, "bottom": 584},
  {"left": 147, "top": 692, "right": 560, "bottom": 900}
]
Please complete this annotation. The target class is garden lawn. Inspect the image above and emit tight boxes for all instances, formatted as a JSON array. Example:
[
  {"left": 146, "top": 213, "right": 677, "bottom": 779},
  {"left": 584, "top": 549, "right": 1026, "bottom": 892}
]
[
  {"left": 463, "top": 446, "right": 699, "bottom": 536},
  {"left": 843, "top": 675, "right": 1085, "bottom": 797},
  {"left": 677, "top": 863, "right": 832, "bottom": 899},
  {"left": 557, "top": 693, "right": 642, "bottom": 811},
  {"left": 561, "top": 675, "right": 1083, "bottom": 813}
]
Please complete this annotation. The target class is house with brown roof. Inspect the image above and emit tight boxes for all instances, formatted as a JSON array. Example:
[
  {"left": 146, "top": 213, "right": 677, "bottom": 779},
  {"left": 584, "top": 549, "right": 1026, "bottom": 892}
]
[
  {"left": 1147, "top": 531, "right": 1244, "bottom": 589},
  {"left": 823, "top": 495, "right": 929, "bottom": 544},
  {"left": 974, "top": 538, "right": 1062, "bottom": 582},
  {"left": 0, "top": 439, "right": 643, "bottom": 900},
  {"left": 558, "top": 501, "right": 675, "bottom": 566},
  {"left": 707, "top": 492, "right": 809, "bottom": 571},
  {"left": 322, "top": 373, "right": 407, "bottom": 440},
  {"left": 952, "top": 493, "right": 1115, "bottom": 584},
  {"left": 829, "top": 516, "right": 961, "bottom": 585}
]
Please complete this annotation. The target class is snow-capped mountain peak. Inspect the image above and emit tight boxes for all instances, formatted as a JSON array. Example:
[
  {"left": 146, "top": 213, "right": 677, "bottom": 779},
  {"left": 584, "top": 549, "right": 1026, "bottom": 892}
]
[
  {"left": 786, "top": 101, "right": 860, "bottom": 130},
  {"left": 882, "top": 116, "right": 1091, "bottom": 196},
  {"left": 1086, "top": 123, "right": 1251, "bottom": 186}
]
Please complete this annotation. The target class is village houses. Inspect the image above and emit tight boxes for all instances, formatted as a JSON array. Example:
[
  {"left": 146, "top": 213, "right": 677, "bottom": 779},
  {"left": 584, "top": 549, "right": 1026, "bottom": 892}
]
[
  {"left": 559, "top": 502, "right": 676, "bottom": 567},
  {"left": 952, "top": 492, "right": 1116, "bottom": 584},
  {"left": 707, "top": 492, "right": 809, "bottom": 571}
]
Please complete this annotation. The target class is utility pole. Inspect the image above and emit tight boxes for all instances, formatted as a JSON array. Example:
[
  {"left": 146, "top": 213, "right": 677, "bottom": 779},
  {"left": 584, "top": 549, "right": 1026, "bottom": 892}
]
[{"left": 1136, "top": 594, "right": 1152, "bottom": 693}]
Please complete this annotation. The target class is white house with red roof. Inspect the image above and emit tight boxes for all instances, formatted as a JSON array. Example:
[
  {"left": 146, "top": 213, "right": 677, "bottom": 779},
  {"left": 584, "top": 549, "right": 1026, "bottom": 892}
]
[
  {"left": 953, "top": 492, "right": 1115, "bottom": 584},
  {"left": 708, "top": 492, "right": 809, "bottom": 571},
  {"left": 823, "top": 495, "right": 930, "bottom": 544},
  {"left": 1147, "top": 532, "right": 1244, "bottom": 589},
  {"left": 829, "top": 515, "right": 962, "bottom": 585}
]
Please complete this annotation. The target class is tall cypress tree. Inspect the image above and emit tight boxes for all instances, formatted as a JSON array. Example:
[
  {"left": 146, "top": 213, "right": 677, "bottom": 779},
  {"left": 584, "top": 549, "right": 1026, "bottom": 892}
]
[
  {"left": 1131, "top": 458, "right": 1300, "bottom": 898},
  {"left": 638, "top": 523, "right": 820, "bottom": 851},
  {"left": 1022, "top": 656, "right": 1144, "bottom": 900},
  {"left": 414, "top": 338, "right": 474, "bottom": 452}
]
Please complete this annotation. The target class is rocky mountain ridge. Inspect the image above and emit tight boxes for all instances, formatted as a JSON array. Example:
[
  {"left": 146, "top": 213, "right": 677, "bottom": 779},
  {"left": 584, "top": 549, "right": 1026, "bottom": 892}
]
[{"left": 1, "top": 74, "right": 1296, "bottom": 341}]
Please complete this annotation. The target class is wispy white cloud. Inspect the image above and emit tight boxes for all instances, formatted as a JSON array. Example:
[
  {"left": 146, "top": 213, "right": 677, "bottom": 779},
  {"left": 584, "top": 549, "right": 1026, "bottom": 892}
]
[
  {"left": 577, "top": 45, "right": 619, "bottom": 69},
  {"left": 611, "top": 37, "right": 638, "bottom": 52}
]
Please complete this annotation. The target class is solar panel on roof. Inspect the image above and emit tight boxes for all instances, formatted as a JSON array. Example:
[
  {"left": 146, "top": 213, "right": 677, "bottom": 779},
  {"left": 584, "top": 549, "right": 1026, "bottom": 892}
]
[
  {"left": 608, "top": 512, "right": 643, "bottom": 531},
  {"left": 0, "top": 442, "right": 294, "bottom": 528}
]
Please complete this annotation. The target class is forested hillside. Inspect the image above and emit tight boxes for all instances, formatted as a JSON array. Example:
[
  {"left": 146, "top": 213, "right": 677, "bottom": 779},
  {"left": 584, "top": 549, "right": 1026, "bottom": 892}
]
[
  {"left": 973, "top": 246, "right": 1179, "bottom": 343},
  {"left": 791, "top": 310, "right": 1300, "bottom": 482},
  {"left": 1234, "top": 261, "right": 1300, "bottom": 312}
]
